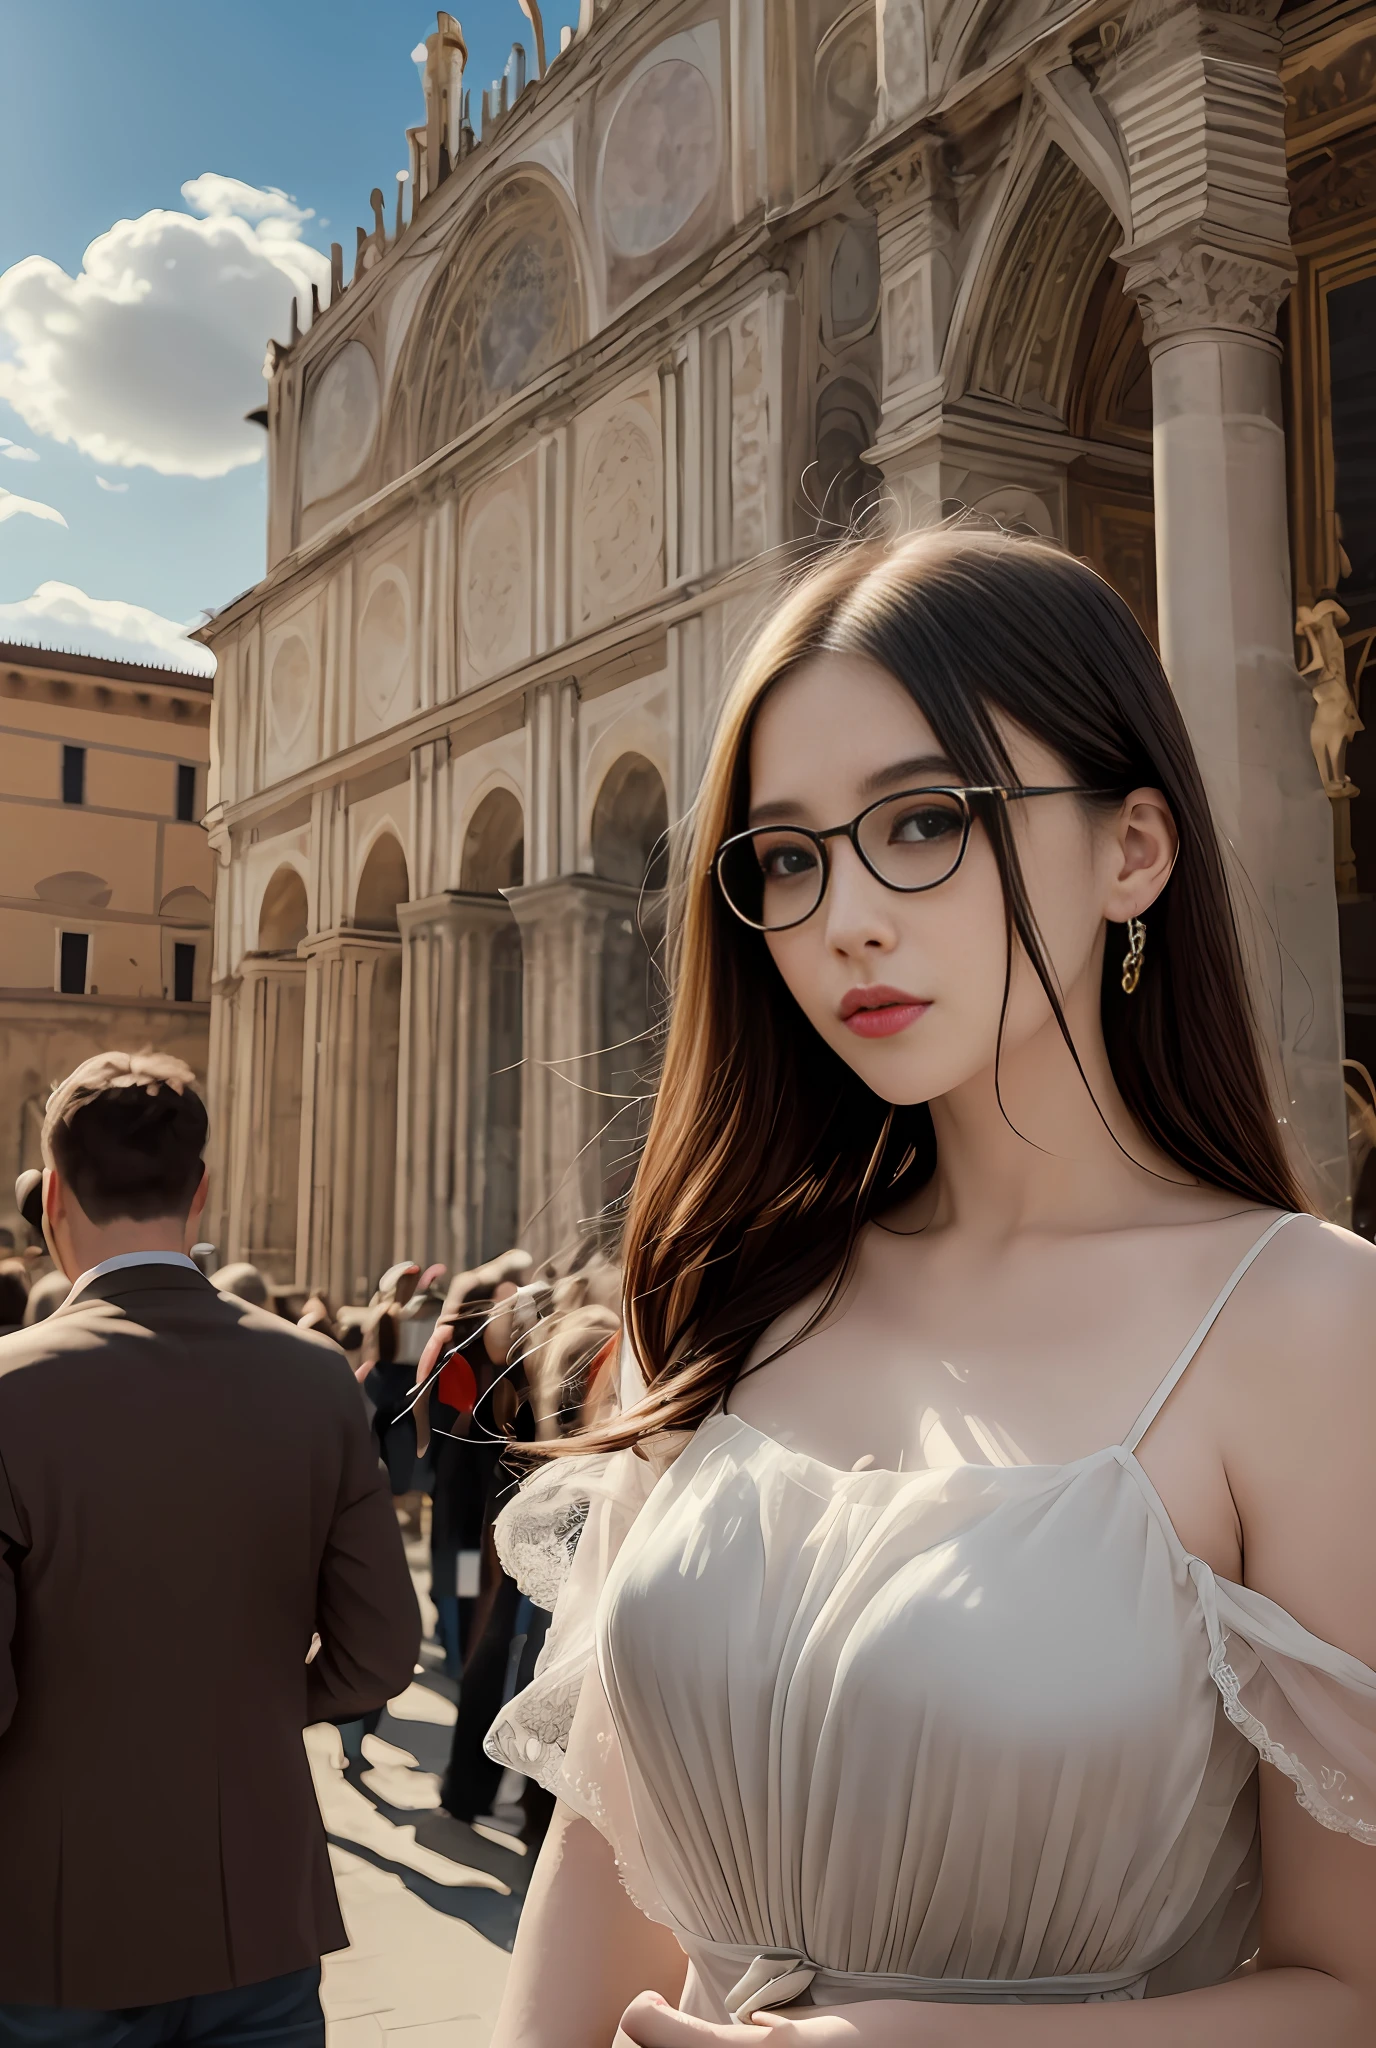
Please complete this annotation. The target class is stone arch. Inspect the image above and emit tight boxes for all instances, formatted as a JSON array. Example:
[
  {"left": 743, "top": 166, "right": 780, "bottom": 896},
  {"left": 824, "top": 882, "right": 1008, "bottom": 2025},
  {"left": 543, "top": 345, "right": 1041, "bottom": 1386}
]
[
  {"left": 814, "top": 374, "right": 881, "bottom": 537},
  {"left": 590, "top": 755, "right": 669, "bottom": 1211},
  {"left": 460, "top": 786, "right": 525, "bottom": 892},
  {"left": 257, "top": 865, "right": 309, "bottom": 952},
  {"left": 591, "top": 753, "right": 669, "bottom": 891},
  {"left": 960, "top": 141, "right": 1118, "bottom": 419},
  {"left": 408, "top": 175, "right": 585, "bottom": 464},
  {"left": 353, "top": 831, "right": 409, "bottom": 931},
  {"left": 1065, "top": 259, "right": 1158, "bottom": 645}
]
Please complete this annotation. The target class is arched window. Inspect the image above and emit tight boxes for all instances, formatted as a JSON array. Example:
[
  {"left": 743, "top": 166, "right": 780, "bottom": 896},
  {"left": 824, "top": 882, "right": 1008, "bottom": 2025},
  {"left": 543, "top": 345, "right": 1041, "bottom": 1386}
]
[
  {"left": 460, "top": 788, "right": 525, "bottom": 893},
  {"left": 353, "top": 834, "right": 409, "bottom": 930},
  {"left": 591, "top": 753, "right": 669, "bottom": 890},
  {"left": 257, "top": 867, "right": 308, "bottom": 953},
  {"left": 591, "top": 754, "right": 669, "bottom": 1217}
]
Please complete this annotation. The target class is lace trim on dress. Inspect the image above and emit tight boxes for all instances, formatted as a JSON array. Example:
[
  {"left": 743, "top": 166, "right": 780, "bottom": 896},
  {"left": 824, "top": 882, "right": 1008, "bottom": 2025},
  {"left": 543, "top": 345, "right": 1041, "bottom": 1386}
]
[
  {"left": 493, "top": 1491, "right": 590, "bottom": 1614},
  {"left": 1207, "top": 1633, "right": 1376, "bottom": 1845}
]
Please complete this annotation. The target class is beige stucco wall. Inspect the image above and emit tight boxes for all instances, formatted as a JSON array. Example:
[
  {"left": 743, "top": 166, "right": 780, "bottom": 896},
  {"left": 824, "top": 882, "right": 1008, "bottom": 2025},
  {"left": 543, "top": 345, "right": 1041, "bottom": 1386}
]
[{"left": 0, "top": 648, "right": 214, "bottom": 1247}]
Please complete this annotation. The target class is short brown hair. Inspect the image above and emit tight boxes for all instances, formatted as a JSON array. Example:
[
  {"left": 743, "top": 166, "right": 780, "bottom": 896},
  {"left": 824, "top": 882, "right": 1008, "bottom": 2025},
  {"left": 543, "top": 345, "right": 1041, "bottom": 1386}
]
[{"left": 43, "top": 1052, "right": 207, "bottom": 1224}]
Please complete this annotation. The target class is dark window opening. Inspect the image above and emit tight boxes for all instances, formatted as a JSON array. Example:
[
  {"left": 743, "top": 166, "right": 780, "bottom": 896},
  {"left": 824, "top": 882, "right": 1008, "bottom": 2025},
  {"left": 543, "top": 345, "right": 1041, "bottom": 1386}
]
[
  {"left": 173, "top": 943, "right": 196, "bottom": 1004},
  {"left": 176, "top": 763, "right": 197, "bottom": 822},
  {"left": 61, "top": 746, "right": 86, "bottom": 806},
  {"left": 59, "top": 932, "right": 89, "bottom": 995}
]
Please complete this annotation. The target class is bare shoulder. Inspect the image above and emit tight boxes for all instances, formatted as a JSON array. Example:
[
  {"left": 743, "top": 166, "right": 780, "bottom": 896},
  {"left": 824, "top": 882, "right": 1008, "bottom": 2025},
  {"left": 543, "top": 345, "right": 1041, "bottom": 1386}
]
[
  {"left": 1217, "top": 1213, "right": 1376, "bottom": 1659},
  {"left": 1224, "top": 1212, "right": 1376, "bottom": 1405}
]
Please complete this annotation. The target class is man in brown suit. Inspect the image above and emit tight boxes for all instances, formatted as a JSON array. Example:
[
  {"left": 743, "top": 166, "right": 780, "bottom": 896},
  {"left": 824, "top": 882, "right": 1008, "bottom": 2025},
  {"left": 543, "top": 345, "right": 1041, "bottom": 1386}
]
[{"left": 0, "top": 1053, "right": 421, "bottom": 2045}]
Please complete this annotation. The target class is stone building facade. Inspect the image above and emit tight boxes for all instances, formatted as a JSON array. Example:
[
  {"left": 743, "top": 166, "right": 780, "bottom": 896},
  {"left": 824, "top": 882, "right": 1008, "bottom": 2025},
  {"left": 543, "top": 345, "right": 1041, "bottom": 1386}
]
[
  {"left": 0, "top": 642, "right": 212, "bottom": 1244},
  {"left": 201, "top": 0, "right": 1376, "bottom": 1295}
]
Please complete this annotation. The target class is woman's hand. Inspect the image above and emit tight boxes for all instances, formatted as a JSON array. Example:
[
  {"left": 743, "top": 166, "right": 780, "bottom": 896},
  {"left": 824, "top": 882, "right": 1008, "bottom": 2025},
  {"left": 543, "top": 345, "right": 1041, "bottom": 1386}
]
[{"left": 615, "top": 1992, "right": 871, "bottom": 2047}]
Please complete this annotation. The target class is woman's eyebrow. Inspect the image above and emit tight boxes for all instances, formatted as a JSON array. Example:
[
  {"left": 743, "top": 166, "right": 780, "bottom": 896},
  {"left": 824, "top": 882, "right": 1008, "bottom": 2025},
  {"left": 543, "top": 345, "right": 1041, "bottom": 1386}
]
[
  {"left": 747, "top": 756, "right": 956, "bottom": 827},
  {"left": 858, "top": 754, "right": 955, "bottom": 796}
]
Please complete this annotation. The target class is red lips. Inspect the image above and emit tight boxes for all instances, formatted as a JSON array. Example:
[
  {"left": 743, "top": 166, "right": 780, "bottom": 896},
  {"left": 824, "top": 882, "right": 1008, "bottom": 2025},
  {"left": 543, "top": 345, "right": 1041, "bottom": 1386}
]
[{"left": 838, "top": 986, "right": 930, "bottom": 1039}]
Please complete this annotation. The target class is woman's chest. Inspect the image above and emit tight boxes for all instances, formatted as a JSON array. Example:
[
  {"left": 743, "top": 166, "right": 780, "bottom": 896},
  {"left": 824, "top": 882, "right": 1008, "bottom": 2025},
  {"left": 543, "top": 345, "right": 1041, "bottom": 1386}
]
[{"left": 600, "top": 1439, "right": 1212, "bottom": 1761}]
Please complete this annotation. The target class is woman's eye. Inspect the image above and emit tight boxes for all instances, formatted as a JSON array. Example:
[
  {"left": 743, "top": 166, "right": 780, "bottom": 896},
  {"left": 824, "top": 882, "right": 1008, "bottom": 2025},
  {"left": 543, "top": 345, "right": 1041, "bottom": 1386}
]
[
  {"left": 759, "top": 842, "right": 818, "bottom": 881},
  {"left": 890, "top": 804, "right": 960, "bottom": 843}
]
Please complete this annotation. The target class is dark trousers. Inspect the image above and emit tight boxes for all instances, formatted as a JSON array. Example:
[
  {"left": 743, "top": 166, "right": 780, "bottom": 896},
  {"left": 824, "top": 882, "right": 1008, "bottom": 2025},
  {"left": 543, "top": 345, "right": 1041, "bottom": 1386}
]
[{"left": 0, "top": 1967, "right": 324, "bottom": 2048}]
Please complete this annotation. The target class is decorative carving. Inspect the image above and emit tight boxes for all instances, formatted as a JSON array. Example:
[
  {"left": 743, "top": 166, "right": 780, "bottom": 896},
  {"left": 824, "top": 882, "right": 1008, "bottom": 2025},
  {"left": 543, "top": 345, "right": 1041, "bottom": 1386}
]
[
  {"left": 463, "top": 491, "right": 531, "bottom": 678},
  {"left": 1297, "top": 598, "right": 1362, "bottom": 795},
  {"left": 830, "top": 222, "right": 881, "bottom": 337},
  {"left": 417, "top": 182, "right": 578, "bottom": 456},
  {"left": 1120, "top": 234, "right": 1294, "bottom": 345},
  {"left": 358, "top": 575, "right": 410, "bottom": 727},
  {"left": 731, "top": 306, "right": 771, "bottom": 563},
  {"left": 1290, "top": 135, "right": 1376, "bottom": 235},
  {"left": 268, "top": 635, "right": 312, "bottom": 755},
  {"left": 300, "top": 342, "right": 380, "bottom": 508},
  {"left": 816, "top": 10, "right": 877, "bottom": 166},
  {"left": 1286, "top": 33, "right": 1376, "bottom": 138},
  {"left": 581, "top": 411, "right": 662, "bottom": 619},
  {"left": 972, "top": 147, "right": 1117, "bottom": 415},
  {"left": 601, "top": 58, "right": 719, "bottom": 259}
]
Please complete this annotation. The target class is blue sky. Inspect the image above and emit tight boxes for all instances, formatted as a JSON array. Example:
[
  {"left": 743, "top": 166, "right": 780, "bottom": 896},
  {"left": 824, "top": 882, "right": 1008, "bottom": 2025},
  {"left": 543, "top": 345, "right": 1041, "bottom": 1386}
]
[{"left": 0, "top": 0, "right": 578, "bottom": 669}]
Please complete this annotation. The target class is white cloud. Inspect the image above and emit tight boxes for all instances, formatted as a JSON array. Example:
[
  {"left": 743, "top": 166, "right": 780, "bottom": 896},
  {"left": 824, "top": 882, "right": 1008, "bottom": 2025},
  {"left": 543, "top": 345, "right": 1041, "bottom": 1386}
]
[
  {"left": 95, "top": 476, "right": 129, "bottom": 492},
  {"left": 0, "top": 581, "right": 215, "bottom": 675},
  {"left": 0, "top": 436, "right": 40, "bottom": 462},
  {"left": 179, "top": 173, "right": 312, "bottom": 228},
  {"left": 0, "top": 486, "right": 67, "bottom": 527},
  {"left": 0, "top": 173, "right": 329, "bottom": 479}
]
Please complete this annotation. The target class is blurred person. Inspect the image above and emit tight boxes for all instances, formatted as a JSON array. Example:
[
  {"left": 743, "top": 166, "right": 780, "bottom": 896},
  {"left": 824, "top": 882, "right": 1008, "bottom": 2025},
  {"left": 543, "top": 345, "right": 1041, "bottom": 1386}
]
[
  {"left": 21, "top": 1272, "right": 68, "bottom": 1326},
  {"left": 0, "top": 1052, "right": 419, "bottom": 2043},
  {"left": 297, "top": 1293, "right": 340, "bottom": 1343},
  {"left": 209, "top": 1260, "right": 269, "bottom": 1308},
  {"left": 413, "top": 1253, "right": 530, "bottom": 1676},
  {"left": 0, "top": 1263, "right": 27, "bottom": 1338}
]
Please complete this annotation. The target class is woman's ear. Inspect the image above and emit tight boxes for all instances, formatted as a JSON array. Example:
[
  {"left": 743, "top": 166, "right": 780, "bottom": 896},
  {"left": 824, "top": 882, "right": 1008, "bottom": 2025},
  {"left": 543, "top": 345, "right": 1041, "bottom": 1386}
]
[{"left": 1104, "top": 787, "right": 1178, "bottom": 924}]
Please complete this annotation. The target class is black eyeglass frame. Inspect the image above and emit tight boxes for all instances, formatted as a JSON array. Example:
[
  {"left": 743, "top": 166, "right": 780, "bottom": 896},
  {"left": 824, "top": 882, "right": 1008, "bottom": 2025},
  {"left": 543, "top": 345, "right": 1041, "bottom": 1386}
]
[{"left": 714, "top": 784, "right": 1120, "bottom": 933}]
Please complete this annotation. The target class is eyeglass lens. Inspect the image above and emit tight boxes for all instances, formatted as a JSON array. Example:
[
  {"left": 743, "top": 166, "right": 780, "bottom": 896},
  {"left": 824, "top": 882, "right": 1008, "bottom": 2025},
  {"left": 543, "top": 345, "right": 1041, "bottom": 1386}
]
[{"left": 719, "top": 790, "right": 969, "bottom": 929}]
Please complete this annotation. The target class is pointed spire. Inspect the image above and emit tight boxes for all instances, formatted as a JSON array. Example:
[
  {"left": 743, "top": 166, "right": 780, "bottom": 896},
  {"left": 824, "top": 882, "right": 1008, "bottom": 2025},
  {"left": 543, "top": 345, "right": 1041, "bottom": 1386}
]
[
  {"left": 395, "top": 170, "right": 409, "bottom": 238},
  {"left": 370, "top": 187, "right": 387, "bottom": 251},
  {"left": 329, "top": 243, "right": 344, "bottom": 303},
  {"left": 310, "top": 280, "right": 321, "bottom": 323},
  {"left": 518, "top": 0, "right": 546, "bottom": 77},
  {"left": 289, "top": 295, "right": 301, "bottom": 344}
]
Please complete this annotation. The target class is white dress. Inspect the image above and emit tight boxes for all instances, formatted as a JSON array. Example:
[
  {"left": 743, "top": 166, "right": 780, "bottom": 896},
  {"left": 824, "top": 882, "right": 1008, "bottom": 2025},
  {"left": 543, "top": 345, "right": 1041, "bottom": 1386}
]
[{"left": 487, "top": 1214, "right": 1376, "bottom": 2022}]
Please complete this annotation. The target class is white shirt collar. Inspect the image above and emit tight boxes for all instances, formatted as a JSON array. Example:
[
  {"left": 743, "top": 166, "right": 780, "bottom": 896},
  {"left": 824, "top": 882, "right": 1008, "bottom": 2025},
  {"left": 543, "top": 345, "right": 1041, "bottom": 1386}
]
[{"left": 67, "top": 1250, "right": 201, "bottom": 1302}]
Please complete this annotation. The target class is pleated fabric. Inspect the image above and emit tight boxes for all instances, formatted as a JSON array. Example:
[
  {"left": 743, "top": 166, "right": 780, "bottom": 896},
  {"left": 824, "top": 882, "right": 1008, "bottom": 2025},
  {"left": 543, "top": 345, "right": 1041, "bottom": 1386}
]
[{"left": 488, "top": 1412, "right": 1376, "bottom": 2021}]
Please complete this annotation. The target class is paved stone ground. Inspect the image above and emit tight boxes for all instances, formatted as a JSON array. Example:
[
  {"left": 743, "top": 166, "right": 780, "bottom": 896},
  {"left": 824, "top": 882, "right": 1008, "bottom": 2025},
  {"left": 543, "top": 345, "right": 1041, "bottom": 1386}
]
[{"left": 309, "top": 1531, "right": 522, "bottom": 2048}]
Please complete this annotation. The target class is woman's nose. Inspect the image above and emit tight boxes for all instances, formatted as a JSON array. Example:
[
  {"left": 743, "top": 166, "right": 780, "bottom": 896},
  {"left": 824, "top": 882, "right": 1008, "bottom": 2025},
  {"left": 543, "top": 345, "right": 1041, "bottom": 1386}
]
[{"left": 822, "top": 838, "right": 896, "bottom": 954}]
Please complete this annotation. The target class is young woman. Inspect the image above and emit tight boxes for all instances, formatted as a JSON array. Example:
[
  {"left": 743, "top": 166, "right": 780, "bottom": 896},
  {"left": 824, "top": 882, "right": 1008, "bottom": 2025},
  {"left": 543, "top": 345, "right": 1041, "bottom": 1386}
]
[{"left": 486, "top": 531, "right": 1376, "bottom": 2046}]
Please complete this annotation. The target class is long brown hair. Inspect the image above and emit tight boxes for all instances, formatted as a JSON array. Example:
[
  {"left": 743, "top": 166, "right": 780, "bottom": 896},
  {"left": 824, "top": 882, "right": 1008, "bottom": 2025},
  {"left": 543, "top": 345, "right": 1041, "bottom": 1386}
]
[{"left": 569, "top": 528, "right": 1308, "bottom": 1454}]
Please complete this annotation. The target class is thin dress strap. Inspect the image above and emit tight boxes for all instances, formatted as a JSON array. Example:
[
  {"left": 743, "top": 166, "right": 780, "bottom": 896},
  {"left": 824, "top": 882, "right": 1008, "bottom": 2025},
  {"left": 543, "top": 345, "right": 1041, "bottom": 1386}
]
[{"left": 1120, "top": 1211, "right": 1302, "bottom": 1455}]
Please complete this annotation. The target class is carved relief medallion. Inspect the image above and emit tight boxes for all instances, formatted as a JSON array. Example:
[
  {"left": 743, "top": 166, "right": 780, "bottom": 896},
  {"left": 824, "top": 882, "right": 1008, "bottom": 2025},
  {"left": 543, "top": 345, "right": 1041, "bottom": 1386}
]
[
  {"left": 463, "top": 491, "right": 531, "bottom": 678},
  {"left": 602, "top": 59, "right": 719, "bottom": 258},
  {"left": 358, "top": 575, "right": 410, "bottom": 725},
  {"left": 301, "top": 342, "right": 380, "bottom": 507},
  {"left": 268, "top": 634, "right": 312, "bottom": 755},
  {"left": 581, "top": 411, "right": 661, "bottom": 618}
]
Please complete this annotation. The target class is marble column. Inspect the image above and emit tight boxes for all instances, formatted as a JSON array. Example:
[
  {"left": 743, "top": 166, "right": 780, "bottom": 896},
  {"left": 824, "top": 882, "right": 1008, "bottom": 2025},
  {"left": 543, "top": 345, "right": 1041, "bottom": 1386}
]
[
  {"left": 396, "top": 890, "right": 522, "bottom": 1274},
  {"left": 224, "top": 955, "right": 307, "bottom": 1282},
  {"left": 203, "top": 971, "right": 240, "bottom": 1261},
  {"left": 297, "top": 930, "right": 403, "bottom": 1301},
  {"left": 506, "top": 874, "right": 643, "bottom": 1265},
  {"left": 1097, "top": 0, "right": 1348, "bottom": 1211}
]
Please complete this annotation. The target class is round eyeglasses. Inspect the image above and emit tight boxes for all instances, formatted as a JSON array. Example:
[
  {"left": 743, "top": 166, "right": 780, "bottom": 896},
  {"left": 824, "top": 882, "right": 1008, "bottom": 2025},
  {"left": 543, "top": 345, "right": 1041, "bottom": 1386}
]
[{"left": 714, "top": 784, "right": 1114, "bottom": 933}]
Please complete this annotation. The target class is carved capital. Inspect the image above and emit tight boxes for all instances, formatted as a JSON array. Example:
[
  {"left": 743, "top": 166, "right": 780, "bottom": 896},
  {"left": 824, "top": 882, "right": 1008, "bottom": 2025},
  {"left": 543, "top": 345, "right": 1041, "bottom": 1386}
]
[{"left": 1120, "top": 233, "right": 1295, "bottom": 347}]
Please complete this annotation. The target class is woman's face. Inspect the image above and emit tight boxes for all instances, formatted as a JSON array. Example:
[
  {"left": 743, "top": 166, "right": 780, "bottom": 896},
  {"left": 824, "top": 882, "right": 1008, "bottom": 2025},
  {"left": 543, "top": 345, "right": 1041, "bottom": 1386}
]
[{"left": 744, "top": 653, "right": 1162, "bottom": 1109}]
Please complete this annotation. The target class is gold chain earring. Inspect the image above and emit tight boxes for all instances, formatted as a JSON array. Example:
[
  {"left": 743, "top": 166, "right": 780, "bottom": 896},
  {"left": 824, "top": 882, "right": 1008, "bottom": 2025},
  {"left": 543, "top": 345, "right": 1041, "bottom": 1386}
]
[{"left": 1121, "top": 916, "right": 1146, "bottom": 995}]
